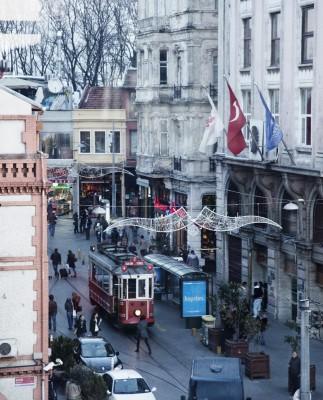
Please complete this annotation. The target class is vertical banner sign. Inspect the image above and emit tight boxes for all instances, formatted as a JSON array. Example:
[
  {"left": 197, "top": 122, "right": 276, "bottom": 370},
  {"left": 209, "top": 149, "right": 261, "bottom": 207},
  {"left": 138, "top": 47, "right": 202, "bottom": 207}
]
[{"left": 182, "top": 281, "right": 207, "bottom": 317}]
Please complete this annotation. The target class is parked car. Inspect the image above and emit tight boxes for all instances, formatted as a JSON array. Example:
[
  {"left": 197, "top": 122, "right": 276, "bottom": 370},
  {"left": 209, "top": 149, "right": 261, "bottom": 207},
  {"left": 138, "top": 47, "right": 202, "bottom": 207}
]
[
  {"left": 73, "top": 337, "right": 122, "bottom": 375},
  {"left": 103, "top": 369, "right": 157, "bottom": 399},
  {"left": 184, "top": 357, "right": 251, "bottom": 400}
]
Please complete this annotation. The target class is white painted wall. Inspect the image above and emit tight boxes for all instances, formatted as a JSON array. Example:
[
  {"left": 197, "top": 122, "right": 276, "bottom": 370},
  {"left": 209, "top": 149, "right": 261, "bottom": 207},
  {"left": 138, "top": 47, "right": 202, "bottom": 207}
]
[
  {"left": 0, "top": 195, "right": 32, "bottom": 202},
  {"left": 0, "top": 376, "right": 35, "bottom": 400},
  {"left": 0, "top": 121, "right": 26, "bottom": 154},
  {"left": 0, "top": 206, "right": 35, "bottom": 257},
  {"left": 0, "top": 89, "right": 31, "bottom": 116},
  {"left": 0, "top": 270, "right": 37, "bottom": 355}
]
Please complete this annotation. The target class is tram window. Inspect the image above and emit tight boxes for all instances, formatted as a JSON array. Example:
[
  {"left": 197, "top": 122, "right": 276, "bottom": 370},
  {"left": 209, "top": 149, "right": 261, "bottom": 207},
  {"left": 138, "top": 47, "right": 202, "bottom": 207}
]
[
  {"left": 123, "top": 279, "right": 128, "bottom": 299},
  {"left": 149, "top": 278, "right": 152, "bottom": 298},
  {"left": 138, "top": 279, "right": 146, "bottom": 298},
  {"left": 128, "top": 279, "right": 136, "bottom": 299},
  {"left": 92, "top": 264, "right": 97, "bottom": 280}
]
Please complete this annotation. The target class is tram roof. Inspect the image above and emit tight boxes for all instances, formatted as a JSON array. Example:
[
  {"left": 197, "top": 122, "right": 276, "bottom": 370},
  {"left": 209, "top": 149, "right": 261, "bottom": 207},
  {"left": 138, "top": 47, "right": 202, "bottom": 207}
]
[
  {"left": 144, "top": 254, "right": 207, "bottom": 279},
  {"left": 89, "top": 248, "right": 152, "bottom": 275}
]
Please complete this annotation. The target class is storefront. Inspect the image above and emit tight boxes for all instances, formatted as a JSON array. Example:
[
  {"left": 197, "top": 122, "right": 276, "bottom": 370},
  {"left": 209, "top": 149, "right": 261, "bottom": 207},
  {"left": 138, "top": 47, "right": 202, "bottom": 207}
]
[{"left": 47, "top": 167, "right": 73, "bottom": 215}]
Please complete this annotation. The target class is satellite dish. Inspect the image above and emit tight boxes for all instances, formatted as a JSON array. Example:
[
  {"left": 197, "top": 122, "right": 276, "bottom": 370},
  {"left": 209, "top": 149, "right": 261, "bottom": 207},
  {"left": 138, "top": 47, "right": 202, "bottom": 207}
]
[{"left": 48, "top": 78, "right": 63, "bottom": 94}]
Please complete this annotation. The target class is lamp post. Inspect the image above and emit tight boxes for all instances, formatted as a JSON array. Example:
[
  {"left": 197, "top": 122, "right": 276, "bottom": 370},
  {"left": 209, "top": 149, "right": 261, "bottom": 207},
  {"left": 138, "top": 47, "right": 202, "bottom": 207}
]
[
  {"left": 111, "top": 127, "right": 117, "bottom": 219},
  {"left": 283, "top": 199, "right": 310, "bottom": 400}
]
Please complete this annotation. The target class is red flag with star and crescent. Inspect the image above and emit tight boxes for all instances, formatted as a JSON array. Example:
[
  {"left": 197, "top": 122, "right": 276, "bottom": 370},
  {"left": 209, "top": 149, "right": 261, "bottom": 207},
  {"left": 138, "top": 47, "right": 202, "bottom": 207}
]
[{"left": 226, "top": 81, "right": 247, "bottom": 155}]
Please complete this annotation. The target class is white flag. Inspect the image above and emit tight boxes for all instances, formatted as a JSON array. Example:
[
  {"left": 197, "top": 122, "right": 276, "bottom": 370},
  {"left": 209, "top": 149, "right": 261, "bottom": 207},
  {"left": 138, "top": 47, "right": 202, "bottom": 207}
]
[{"left": 199, "top": 94, "right": 224, "bottom": 153}]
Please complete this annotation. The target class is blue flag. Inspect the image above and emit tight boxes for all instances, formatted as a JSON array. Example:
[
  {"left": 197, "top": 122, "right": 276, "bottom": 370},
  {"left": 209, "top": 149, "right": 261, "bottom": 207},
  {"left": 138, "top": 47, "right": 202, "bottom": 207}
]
[{"left": 257, "top": 87, "right": 283, "bottom": 151}]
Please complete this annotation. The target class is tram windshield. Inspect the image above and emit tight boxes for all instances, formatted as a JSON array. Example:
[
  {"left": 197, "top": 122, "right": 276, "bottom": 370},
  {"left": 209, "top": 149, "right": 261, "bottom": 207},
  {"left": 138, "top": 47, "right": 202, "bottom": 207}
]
[{"left": 121, "top": 277, "right": 153, "bottom": 299}]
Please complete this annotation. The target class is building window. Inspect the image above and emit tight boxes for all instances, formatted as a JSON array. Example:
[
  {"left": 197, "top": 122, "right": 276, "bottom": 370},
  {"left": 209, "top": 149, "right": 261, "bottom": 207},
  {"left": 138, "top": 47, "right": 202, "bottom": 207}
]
[
  {"left": 270, "top": 12, "right": 280, "bottom": 66},
  {"left": 160, "top": 119, "right": 168, "bottom": 156},
  {"left": 301, "top": 4, "right": 314, "bottom": 64},
  {"left": 41, "top": 133, "right": 72, "bottom": 159},
  {"left": 243, "top": 18, "right": 251, "bottom": 68},
  {"left": 129, "top": 130, "right": 137, "bottom": 156},
  {"left": 269, "top": 89, "right": 280, "bottom": 125},
  {"left": 80, "top": 131, "right": 90, "bottom": 153},
  {"left": 242, "top": 89, "right": 251, "bottom": 140},
  {"left": 300, "top": 88, "right": 312, "bottom": 145},
  {"left": 95, "top": 131, "right": 105, "bottom": 153},
  {"left": 160, "top": 49, "right": 168, "bottom": 85},
  {"left": 109, "top": 131, "right": 121, "bottom": 153}
]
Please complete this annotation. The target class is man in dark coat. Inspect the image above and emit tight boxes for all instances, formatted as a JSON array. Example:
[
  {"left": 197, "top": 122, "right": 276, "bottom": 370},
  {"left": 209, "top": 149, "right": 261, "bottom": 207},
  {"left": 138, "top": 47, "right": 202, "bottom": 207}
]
[
  {"left": 48, "top": 294, "right": 58, "bottom": 332},
  {"left": 289, "top": 351, "right": 301, "bottom": 396},
  {"left": 85, "top": 216, "right": 92, "bottom": 240},
  {"left": 67, "top": 250, "right": 77, "bottom": 277},
  {"left": 135, "top": 315, "right": 151, "bottom": 355},
  {"left": 50, "top": 248, "right": 61, "bottom": 279}
]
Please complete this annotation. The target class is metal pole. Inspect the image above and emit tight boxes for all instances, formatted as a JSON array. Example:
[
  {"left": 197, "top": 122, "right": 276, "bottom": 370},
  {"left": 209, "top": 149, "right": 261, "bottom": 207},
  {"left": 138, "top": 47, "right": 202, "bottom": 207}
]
[
  {"left": 112, "top": 124, "right": 116, "bottom": 218},
  {"left": 300, "top": 298, "right": 311, "bottom": 400}
]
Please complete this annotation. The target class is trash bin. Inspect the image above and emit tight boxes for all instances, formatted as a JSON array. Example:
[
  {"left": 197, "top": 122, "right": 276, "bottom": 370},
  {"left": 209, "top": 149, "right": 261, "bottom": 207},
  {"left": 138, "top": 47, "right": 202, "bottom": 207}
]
[{"left": 201, "top": 315, "right": 216, "bottom": 346}]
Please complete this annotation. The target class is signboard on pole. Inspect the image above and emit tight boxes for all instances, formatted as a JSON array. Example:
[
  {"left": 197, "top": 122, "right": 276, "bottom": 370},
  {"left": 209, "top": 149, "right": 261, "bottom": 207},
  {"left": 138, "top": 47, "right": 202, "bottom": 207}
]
[{"left": 182, "top": 280, "right": 207, "bottom": 317}]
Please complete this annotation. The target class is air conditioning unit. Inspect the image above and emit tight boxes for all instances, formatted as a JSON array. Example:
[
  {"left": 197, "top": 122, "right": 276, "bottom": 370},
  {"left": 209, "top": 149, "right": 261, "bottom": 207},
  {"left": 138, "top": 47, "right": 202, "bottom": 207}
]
[
  {"left": 248, "top": 119, "right": 264, "bottom": 161},
  {"left": 0, "top": 339, "right": 18, "bottom": 358}
]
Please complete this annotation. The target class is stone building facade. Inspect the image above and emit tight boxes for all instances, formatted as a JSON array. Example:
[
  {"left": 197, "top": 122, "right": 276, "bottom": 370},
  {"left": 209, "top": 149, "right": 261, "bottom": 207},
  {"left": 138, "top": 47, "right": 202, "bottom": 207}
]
[
  {"left": 0, "top": 86, "right": 48, "bottom": 399},
  {"left": 215, "top": 0, "right": 323, "bottom": 321},
  {"left": 136, "top": 0, "right": 219, "bottom": 263}
]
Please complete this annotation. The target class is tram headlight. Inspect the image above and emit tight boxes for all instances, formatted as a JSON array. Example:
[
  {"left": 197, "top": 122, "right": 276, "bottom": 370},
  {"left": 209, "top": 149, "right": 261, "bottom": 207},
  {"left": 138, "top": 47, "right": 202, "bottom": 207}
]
[{"left": 134, "top": 309, "right": 141, "bottom": 317}]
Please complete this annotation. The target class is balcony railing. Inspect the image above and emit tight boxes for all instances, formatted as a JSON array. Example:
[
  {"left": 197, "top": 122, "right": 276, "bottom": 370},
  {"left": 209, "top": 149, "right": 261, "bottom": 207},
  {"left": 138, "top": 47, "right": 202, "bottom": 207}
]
[
  {"left": 209, "top": 84, "right": 218, "bottom": 102},
  {"left": 0, "top": 160, "right": 39, "bottom": 182},
  {"left": 173, "top": 156, "right": 182, "bottom": 171},
  {"left": 173, "top": 85, "right": 182, "bottom": 99}
]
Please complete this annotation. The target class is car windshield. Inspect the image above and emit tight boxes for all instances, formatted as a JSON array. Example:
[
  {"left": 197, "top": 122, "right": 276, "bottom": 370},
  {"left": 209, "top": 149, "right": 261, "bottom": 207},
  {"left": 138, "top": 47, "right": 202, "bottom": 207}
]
[
  {"left": 114, "top": 378, "right": 150, "bottom": 394},
  {"left": 81, "top": 341, "right": 114, "bottom": 358}
]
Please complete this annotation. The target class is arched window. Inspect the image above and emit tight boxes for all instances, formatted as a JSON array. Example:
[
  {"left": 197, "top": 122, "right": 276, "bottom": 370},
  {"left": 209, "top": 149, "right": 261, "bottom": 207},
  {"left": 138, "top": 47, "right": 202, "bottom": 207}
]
[
  {"left": 227, "top": 181, "right": 241, "bottom": 217},
  {"left": 313, "top": 198, "right": 323, "bottom": 243},
  {"left": 281, "top": 192, "right": 297, "bottom": 236}
]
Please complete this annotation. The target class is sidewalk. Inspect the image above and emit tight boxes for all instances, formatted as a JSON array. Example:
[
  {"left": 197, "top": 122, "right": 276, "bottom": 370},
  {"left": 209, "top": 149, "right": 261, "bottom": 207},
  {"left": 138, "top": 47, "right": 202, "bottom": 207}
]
[{"left": 48, "top": 216, "right": 323, "bottom": 399}]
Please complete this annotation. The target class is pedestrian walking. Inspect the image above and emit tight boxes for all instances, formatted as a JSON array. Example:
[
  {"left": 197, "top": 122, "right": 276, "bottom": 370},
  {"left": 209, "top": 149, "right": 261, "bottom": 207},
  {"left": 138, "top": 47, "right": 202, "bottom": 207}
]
[
  {"left": 186, "top": 250, "right": 200, "bottom": 269},
  {"left": 67, "top": 250, "right": 77, "bottom": 277},
  {"left": 139, "top": 235, "right": 149, "bottom": 257},
  {"left": 74, "top": 314, "right": 87, "bottom": 338},
  {"left": 85, "top": 216, "right": 92, "bottom": 240},
  {"left": 256, "top": 311, "right": 268, "bottom": 345},
  {"left": 111, "top": 228, "right": 119, "bottom": 246},
  {"left": 73, "top": 212, "right": 79, "bottom": 234},
  {"left": 89, "top": 312, "right": 102, "bottom": 336},
  {"left": 128, "top": 242, "right": 137, "bottom": 254},
  {"left": 289, "top": 351, "right": 301, "bottom": 397},
  {"left": 48, "top": 211, "right": 57, "bottom": 238},
  {"left": 179, "top": 247, "right": 189, "bottom": 263},
  {"left": 64, "top": 298, "right": 74, "bottom": 330},
  {"left": 50, "top": 248, "right": 61, "bottom": 279},
  {"left": 72, "top": 292, "right": 82, "bottom": 313},
  {"left": 79, "top": 210, "right": 86, "bottom": 233},
  {"left": 253, "top": 282, "right": 263, "bottom": 318},
  {"left": 135, "top": 315, "right": 151, "bottom": 355},
  {"left": 48, "top": 294, "right": 57, "bottom": 332}
]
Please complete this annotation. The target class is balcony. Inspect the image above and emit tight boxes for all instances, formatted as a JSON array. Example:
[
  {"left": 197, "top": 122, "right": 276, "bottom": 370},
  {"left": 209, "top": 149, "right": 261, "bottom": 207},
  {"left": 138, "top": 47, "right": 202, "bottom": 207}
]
[
  {"left": 0, "top": 157, "right": 47, "bottom": 193},
  {"left": 173, "top": 156, "right": 182, "bottom": 171}
]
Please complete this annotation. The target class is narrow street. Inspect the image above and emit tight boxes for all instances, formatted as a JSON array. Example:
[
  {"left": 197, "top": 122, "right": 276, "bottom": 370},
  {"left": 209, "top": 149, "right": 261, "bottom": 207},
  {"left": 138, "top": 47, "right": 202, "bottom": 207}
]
[{"left": 49, "top": 216, "right": 323, "bottom": 400}]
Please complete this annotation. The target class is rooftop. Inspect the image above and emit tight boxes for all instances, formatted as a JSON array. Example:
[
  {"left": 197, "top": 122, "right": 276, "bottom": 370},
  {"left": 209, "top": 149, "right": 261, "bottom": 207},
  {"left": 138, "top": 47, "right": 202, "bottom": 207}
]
[{"left": 79, "top": 86, "right": 123, "bottom": 109}]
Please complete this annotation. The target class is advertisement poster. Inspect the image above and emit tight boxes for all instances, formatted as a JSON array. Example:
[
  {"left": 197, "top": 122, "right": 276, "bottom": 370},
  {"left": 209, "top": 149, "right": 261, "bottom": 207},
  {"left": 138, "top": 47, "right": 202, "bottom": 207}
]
[{"left": 182, "top": 280, "right": 206, "bottom": 317}]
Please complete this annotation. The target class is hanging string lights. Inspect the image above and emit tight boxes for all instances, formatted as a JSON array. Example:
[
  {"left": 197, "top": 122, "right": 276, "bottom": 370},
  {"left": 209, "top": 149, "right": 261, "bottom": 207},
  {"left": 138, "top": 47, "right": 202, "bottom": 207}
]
[{"left": 104, "top": 206, "right": 282, "bottom": 234}]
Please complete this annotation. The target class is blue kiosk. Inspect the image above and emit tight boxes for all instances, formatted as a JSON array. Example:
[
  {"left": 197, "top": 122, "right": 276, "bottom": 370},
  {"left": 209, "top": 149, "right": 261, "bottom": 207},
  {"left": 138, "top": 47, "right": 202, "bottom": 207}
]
[{"left": 144, "top": 254, "right": 208, "bottom": 328}]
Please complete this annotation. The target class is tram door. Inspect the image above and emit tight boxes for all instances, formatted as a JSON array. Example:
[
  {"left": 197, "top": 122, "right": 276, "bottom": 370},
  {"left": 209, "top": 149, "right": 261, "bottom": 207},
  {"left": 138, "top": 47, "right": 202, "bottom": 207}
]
[{"left": 113, "top": 276, "right": 118, "bottom": 314}]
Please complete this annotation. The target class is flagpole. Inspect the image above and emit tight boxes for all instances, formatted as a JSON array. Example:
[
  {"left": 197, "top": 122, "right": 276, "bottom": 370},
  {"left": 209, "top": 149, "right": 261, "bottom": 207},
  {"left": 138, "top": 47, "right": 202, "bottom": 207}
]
[
  {"left": 281, "top": 137, "right": 296, "bottom": 166},
  {"left": 246, "top": 122, "right": 264, "bottom": 161}
]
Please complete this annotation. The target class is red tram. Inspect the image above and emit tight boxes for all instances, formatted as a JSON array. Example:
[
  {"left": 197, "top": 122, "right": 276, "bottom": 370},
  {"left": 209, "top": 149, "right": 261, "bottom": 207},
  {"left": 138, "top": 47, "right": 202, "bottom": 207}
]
[{"left": 88, "top": 244, "right": 154, "bottom": 326}]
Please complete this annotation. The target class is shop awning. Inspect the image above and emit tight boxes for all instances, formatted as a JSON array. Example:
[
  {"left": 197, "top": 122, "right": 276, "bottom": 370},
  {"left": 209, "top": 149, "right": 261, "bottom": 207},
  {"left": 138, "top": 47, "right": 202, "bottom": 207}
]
[{"left": 144, "top": 254, "right": 207, "bottom": 278}]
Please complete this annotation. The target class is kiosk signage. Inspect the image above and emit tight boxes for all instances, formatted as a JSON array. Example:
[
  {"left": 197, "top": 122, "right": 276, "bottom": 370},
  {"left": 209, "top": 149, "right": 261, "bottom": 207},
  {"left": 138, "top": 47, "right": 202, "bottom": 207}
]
[{"left": 182, "top": 280, "right": 207, "bottom": 317}]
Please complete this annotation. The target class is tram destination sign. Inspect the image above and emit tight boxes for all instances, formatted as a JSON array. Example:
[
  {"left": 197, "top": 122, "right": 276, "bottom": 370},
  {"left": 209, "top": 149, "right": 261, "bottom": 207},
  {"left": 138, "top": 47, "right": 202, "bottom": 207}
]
[{"left": 182, "top": 280, "right": 207, "bottom": 317}]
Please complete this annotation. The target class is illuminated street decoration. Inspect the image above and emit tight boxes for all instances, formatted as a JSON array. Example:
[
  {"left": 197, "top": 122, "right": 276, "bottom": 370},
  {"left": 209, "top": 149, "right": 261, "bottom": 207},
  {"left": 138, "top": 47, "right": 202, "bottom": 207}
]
[{"left": 104, "top": 206, "right": 282, "bottom": 233}]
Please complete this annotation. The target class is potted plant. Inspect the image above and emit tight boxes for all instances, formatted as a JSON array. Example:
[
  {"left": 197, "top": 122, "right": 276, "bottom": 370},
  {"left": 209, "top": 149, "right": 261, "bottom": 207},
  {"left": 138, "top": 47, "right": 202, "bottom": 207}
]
[
  {"left": 218, "top": 282, "right": 251, "bottom": 362},
  {"left": 68, "top": 365, "right": 108, "bottom": 400},
  {"left": 50, "top": 336, "right": 76, "bottom": 384},
  {"left": 244, "top": 311, "right": 271, "bottom": 379}
]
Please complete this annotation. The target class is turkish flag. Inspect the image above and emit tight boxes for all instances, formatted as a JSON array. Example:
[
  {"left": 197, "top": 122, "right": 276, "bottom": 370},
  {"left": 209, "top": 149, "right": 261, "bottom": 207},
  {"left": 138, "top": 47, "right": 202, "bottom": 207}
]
[{"left": 227, "top": 82, "right": 247, "bottom": 155}]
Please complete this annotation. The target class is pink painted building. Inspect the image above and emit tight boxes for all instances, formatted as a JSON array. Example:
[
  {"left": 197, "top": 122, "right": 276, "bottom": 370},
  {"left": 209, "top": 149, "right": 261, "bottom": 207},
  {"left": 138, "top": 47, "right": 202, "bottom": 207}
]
[{"left": 0, "top": 86, "right": 49, "bottom": 400}]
